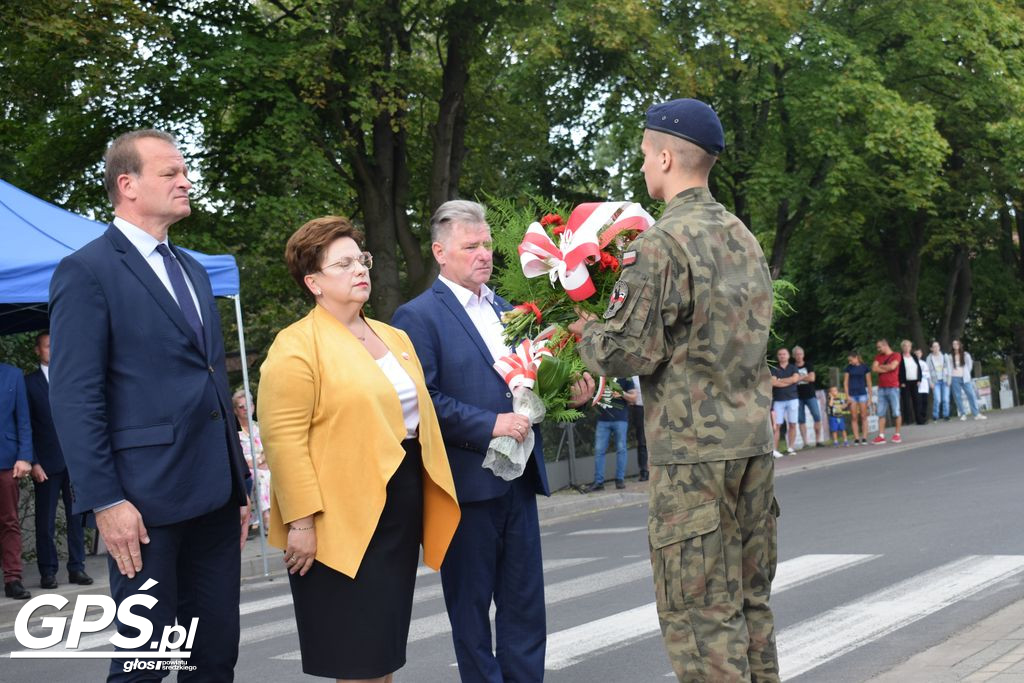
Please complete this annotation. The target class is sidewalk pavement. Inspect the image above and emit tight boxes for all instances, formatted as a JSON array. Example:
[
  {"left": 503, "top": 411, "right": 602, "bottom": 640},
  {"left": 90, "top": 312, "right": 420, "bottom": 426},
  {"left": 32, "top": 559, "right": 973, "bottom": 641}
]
[{"left": 4, "top": 406, "right": 1024, "bottom": 671}]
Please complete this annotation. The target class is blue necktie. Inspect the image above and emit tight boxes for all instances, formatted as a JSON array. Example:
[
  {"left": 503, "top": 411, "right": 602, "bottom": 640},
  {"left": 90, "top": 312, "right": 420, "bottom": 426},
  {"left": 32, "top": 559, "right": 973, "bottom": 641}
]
[{"left": 155, "top": 243, "right": 205, "bottom": 354}]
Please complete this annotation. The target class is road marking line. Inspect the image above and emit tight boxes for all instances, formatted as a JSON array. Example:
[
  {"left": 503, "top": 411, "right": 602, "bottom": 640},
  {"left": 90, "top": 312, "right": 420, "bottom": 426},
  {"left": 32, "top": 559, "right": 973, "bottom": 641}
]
[
  {"left": 566, "top": 526, "right": 646, "bottom": 536},
  {"left": 545, "top": 553, "right": 877, "bottom": 670},
  {"left": 777, "top": 554, "right": 1024, "bottom": 678},
  {"left": 273, "top": 559, "right": 654, "bottom": 661}
]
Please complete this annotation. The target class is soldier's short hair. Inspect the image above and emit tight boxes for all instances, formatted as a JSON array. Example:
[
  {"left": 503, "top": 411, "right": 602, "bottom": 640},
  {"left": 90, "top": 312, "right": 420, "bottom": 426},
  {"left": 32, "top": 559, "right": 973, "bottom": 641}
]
[
  {"left": 104, "top": 129, "right": 178, "bottom": 205},
  {"left": 431, "top": 200, "right": 488, "bottom": 245}
]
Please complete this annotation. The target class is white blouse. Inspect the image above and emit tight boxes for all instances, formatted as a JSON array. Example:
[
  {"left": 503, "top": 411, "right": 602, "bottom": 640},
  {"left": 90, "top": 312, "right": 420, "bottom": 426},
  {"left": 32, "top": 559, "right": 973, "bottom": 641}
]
[{"left": 376, "top": 351, "right": 420, "bottom": 438}]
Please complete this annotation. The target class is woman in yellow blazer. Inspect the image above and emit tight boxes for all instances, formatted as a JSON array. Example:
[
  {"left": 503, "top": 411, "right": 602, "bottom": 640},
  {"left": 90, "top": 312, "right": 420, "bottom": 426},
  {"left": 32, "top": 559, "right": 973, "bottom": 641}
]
[{"left": 258, "top": 215, "right": 460, "bottom": 683}]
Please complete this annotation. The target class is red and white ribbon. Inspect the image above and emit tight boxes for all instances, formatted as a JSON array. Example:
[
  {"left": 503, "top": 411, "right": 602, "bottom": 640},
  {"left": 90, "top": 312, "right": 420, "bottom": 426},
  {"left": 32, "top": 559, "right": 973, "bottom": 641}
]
[
  {"left": 518, "top": 202, "right": 655, "bottom": 301},
  {"left": 494, "top": 339, "right": 553, "bottom": 391},
  {"left": 591, "top": 375, "right": 608, "bottom": 407}
]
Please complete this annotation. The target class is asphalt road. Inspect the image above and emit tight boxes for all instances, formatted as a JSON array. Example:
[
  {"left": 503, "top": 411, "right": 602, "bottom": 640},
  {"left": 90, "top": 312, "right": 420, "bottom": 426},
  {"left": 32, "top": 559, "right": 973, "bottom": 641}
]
[{"left": 3, "top": 427, "right": 1022, "bottom": 681}]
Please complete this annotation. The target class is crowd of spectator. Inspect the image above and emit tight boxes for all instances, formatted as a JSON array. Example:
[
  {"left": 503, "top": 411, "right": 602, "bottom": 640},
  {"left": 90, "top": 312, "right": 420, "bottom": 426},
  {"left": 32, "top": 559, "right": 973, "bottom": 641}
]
[{"left": 770, "top": 338, "right": 989, "bottom": 458}]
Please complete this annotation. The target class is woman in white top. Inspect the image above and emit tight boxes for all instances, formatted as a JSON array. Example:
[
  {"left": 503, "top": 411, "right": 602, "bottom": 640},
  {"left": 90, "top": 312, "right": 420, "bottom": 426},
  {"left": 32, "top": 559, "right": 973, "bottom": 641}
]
[
  {"left": 950, "top": 339, "right": 985, "bottom": 420},
  {"left": 233, "top": 389, "right": 271, "bottom": 532},
  {"left": 926, "top": 341, "right": 952, "bottom": 420}
]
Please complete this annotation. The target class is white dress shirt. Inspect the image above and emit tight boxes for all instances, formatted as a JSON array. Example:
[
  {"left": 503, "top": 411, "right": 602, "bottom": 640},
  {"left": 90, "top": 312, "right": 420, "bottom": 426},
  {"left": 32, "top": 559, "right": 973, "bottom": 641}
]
[
  {"left": 902, "top": 355, "right": 918, "bottom": 381},
  {"left": 40, "top": 363, "right": 49, "bottom": 382},
  {"left": 438, "top": 275, "right": 510, "bottom": 362},
  {"left": 112, "top": 216, "right": 203, "bottom": 323}
]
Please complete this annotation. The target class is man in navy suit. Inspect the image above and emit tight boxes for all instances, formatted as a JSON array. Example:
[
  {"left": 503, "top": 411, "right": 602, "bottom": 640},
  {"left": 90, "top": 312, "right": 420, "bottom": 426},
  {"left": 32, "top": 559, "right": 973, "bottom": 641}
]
[
  {"left": 393, "top": 200, "right": 592, "bottom": 682},
  {"left": 0, "top": 361, "right": 33, "bottom": 600},
  {"left": 25, "top": 331, "right": 93, "bottom": 589},
  {"left": 49, "top": 130, "right": 251, "bottom": 681}
]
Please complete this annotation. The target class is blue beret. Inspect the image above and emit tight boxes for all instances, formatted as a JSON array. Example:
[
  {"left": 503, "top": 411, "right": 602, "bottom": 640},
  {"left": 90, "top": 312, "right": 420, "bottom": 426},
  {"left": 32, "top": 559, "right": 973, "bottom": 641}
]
[{"left": 645, "top": 98, "right": 724, "bottom": 155}]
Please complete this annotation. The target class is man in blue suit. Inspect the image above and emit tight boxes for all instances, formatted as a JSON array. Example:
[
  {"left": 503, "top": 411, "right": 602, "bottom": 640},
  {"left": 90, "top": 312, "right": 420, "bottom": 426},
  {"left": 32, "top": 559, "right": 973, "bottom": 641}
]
[
  {"left": 0, "top": 361, "right": 33, "bottom": 600},
  {"left": 393, "top": 200, "right": 592, "bottom": 682},
  {"left": 25, "top": 331, "right": 93, "bottom": 590},
  {"left": 49, "top": 130, "right": 251, "bottom": 681}
]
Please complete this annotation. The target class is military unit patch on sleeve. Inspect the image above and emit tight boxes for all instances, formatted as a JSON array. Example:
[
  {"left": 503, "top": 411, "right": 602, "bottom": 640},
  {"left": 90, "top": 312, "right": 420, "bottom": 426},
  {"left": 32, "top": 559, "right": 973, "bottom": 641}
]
[
  {"left": 621, "top": 251, "right": 637, "bottom": 267},
  {"left": 603, "top": 280, "right": 629, "bottom": 319}
]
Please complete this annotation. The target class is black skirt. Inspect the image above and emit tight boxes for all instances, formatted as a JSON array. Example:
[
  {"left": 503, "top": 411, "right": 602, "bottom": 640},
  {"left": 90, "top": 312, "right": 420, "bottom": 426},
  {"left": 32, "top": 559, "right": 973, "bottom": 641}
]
[{"left": 288, "top": 439, "right": 424, "bottom": 679}]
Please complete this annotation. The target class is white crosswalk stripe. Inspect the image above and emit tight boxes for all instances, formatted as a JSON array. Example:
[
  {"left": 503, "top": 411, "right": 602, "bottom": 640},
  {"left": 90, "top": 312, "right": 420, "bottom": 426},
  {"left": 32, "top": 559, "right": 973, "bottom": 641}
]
[
  {"left": 777, "top": 554, "right": 1024, "bottom": 678},
  {"left": 7, "top": 551, "right": 1023, "bottom": 683},
  {"left": 544, "top": 553, "right": 877, "bottom": 671}
]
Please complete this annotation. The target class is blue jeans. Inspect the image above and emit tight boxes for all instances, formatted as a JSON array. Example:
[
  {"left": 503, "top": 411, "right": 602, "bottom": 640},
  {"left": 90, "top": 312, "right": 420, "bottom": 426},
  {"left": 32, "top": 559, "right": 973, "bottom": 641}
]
[
  {"left": 932, "top": 380, "right": 950, "bottom": 419},
  {"left": 877, "top": 386, "right": 901, "bottom": 419},
  {"left": 594, "top": 420, "right": 628, "bottom": 485},
  {"left": 951, "top": 376, "right": 979, "bottom": 417}
]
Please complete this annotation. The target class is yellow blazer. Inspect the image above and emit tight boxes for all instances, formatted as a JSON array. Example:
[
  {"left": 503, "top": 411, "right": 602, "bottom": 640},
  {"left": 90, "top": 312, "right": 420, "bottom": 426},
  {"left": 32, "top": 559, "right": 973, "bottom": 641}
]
[{"left": 258, "top": 305, "right": 460, "bottom": 578}]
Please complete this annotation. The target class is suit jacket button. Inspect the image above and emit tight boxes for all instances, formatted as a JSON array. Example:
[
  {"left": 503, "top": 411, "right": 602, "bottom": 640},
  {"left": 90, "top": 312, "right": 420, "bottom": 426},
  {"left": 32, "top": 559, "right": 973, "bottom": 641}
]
[
  {"left": 506, "top": 392, "right": 512, "bottom": 398},
  {"left": 210, "top": 410, "right": 220, "bottom": 420},
  {"left": 208, "top": 365, "right": 215, "bottom": 373}
]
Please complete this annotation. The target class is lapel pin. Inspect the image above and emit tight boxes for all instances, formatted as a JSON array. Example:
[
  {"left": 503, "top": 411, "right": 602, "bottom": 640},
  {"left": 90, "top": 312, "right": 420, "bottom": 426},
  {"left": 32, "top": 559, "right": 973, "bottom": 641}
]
[{"left": 401, "top": 352, "right": 410, "bottom": 360}]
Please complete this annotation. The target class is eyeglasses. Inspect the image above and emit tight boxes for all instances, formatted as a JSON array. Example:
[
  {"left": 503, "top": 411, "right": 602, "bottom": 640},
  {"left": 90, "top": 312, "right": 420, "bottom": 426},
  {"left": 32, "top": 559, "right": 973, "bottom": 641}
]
[{"left": 318, "top": 252, "right": 373, "bottom": 273}]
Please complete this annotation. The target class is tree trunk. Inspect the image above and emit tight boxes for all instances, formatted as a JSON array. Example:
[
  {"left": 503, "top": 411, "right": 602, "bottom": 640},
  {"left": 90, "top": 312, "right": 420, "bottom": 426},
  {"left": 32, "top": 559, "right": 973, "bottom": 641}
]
[
  {"left": 880, "top": 211, "right": 927, "bottom": 349},
  {"left": 938, "top": 245, "right": 972, "bottom": 347}
]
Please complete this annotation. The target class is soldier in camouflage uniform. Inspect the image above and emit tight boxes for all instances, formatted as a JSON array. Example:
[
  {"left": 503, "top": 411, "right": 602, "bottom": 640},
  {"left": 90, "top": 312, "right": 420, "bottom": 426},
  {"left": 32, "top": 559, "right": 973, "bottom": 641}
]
[{"left": 571, "top": 98, "right": 780, "bottom": 682}]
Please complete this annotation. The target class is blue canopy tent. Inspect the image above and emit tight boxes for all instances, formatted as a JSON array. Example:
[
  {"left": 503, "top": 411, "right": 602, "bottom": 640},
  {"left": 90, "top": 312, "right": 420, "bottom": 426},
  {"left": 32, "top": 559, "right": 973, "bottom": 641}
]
[
  {"left": 0, "top": 178, "right": 239, "bottom": 333},
  {"left": 0, "top": 178, "right": 271, "bottom": 576}
]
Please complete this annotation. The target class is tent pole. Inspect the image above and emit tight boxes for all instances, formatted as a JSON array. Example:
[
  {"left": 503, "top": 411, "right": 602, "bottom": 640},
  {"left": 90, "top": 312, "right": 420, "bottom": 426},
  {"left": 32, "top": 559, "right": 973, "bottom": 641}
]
[{"left": 234, "top": 294, "right": 270, "bottom": 580}]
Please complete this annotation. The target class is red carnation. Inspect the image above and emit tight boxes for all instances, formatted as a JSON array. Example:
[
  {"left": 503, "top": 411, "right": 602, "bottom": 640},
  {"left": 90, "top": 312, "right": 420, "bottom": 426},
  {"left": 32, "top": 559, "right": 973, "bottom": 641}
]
[
  {"left": 540, "top": 213, "right": 564, "bottom": 227},
  {"left": 598, "top": 251, "right": 619, "bottom": 271}
]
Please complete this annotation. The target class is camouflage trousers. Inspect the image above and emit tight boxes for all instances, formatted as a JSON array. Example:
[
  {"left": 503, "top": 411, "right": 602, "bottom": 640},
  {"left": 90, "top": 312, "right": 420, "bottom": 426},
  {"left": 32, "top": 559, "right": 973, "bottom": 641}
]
[{"left": 648, "top": 453, "right": 780, "bottom": 682}]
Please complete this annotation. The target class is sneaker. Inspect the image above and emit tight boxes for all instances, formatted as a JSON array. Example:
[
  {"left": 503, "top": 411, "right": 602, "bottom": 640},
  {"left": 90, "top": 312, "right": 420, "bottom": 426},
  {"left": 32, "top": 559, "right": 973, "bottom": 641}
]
[
  {"left": 585, "top": 482, "right": 604, "bottom": 493},
  {"left": 773, "top": 450, "right": 784, "bottom": 458},
  {"left": 786, "top": 448, "right": 796, "bottom": 455},
  {"left": 844, "top": 441, "right": 850, "bottom": 447},
  {"left": 871, "top": 435, "right": 887, "bottom": 445},
  {"left": 891, "top": 433, "right": 902, "bottom": 443},
  {"left": 960, "top": 415, "right": 967, "bottom": 421},
  {"left": 615, "top": 479, "right": 626, "bottom": 489},
  {"left": 975, "top": 414, "right": 987, "bottom": 420}
]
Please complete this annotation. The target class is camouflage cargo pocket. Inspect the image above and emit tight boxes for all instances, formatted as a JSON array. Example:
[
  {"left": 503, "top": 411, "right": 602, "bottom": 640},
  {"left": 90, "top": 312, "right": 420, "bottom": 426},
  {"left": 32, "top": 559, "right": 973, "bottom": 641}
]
[{"left": 649, "top": 499, "right": 725, "bottom": 612}]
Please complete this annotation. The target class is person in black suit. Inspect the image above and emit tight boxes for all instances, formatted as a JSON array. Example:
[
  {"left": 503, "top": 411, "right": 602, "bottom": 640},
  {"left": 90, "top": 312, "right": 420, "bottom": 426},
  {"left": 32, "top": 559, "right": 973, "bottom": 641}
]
[
  {"left": 48, "top": 130, "right": 251, "bottom": 681},
  {"left": 25, "top": 331, "right": 92, "bottom": 589}
]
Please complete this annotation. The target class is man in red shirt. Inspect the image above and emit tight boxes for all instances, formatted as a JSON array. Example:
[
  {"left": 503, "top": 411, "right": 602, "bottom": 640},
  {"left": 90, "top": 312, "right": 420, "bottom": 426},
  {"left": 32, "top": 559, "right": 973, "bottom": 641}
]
[{"left": 871, "top": 338, "right": 903, "bottom": 444}]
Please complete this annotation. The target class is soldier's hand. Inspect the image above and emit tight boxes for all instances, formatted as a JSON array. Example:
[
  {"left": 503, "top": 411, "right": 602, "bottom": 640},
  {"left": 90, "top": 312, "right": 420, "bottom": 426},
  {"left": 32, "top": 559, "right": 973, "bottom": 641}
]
[{"left": 568, "top": 373, "right": 597, "bottom": 408}]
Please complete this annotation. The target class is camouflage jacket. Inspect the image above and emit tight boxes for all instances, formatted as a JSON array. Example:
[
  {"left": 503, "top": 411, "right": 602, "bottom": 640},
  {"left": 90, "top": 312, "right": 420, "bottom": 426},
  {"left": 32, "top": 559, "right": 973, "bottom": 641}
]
[{"left": 578, "top": 187, "right": 773, "bottom": 464}]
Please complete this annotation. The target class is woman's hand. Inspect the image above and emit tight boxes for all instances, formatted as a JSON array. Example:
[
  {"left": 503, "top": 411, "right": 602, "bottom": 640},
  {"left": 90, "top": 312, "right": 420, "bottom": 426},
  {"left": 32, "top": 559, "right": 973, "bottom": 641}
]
[{"left": 284, "top": 516, "right": 317, "bottom": 576}]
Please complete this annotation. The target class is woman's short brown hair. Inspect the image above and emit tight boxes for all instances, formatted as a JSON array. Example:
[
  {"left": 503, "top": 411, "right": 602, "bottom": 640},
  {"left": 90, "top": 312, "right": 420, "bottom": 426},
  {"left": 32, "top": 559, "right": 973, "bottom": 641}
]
[{"left": 284, "top": 216, "right": 364, "bottom": 297}]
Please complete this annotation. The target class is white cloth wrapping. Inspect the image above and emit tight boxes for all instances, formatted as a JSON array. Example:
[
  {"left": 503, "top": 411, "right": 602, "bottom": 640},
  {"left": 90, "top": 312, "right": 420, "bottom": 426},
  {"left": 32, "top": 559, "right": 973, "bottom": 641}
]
[{"left": 483, "top": 387, "right": 546, "bottom": 481}]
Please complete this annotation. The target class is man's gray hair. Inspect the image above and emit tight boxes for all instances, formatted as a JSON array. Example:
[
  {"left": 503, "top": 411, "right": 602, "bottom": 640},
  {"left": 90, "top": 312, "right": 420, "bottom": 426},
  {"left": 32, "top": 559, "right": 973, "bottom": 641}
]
[
  {"left": 103, "top": 129, "right": 178, "bottom": 205},
  {"left": 430, "top": 199, "right": 488, "bottom": 244},
  {"left": 792, "top": 345, "right": 804, "bottom": 354}
]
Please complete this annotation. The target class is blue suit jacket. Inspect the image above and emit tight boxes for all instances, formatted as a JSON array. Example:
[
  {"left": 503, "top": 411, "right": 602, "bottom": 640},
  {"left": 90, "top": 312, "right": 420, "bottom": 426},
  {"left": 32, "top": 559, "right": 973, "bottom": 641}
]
[
  {"left": 0, "top": 363, "right": 33, "bottom": 469},
  {"left": 48, "top": 225, "right": 249, "bottom": 525},
  {"left": 392, "top": 279, "right": 549, "bottom": 503},
  {"left": 24, "top": 369, "right": 64, "bottom": 474}
]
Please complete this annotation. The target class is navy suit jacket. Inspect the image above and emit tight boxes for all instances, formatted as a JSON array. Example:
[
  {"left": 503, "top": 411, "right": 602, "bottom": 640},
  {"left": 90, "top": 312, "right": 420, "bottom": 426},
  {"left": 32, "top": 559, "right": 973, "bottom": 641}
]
[
  {"left": 48, "top": 225, "right": 249, "bottom": 526},
  {"left": 25, "top": 369, "right": 65, "bottom": 475},
  {"left": 392, "top": 279, "right": 549, "bottom": 503},
  {"left": 0, "top": 363, "right": 33, "bottom": 470}
]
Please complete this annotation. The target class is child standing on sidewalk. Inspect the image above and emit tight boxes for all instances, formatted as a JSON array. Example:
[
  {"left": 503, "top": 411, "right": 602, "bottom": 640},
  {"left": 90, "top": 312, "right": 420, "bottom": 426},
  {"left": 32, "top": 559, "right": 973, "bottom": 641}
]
[{"left": 827, "top": 386, "right": 850, "bottom": 447}]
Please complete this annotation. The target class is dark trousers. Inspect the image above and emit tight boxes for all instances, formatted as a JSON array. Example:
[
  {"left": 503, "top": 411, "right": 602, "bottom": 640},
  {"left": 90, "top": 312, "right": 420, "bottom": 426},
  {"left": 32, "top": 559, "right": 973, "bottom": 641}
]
[
  {"left": 34, "top": 468, "right": 86, "bottom": 576},
  {"left": 0, "top": 471, "right": 23, "bottom": 583},
  {"left": 440, "top": 475, "right": 545, "bottom": 683},
  {"left": 107, "top": 501, "right": 240, "bottom": 682},
  {"left": 630, "top": 404, "right": 648, "bottom": 473},
  {"left": 900, "top": 381, "right": 921, "bottom": 425}
]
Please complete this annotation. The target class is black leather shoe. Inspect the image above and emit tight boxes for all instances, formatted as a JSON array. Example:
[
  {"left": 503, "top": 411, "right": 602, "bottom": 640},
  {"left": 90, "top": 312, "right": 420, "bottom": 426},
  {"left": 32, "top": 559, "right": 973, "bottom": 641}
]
[
  {"left": 40, "top": 575, "right": 58, "bottom": 589},
  {"left": 615, "top": 479, "right": 626, "bottom": 489},
  {"left": 638, "top": 470, "right": 649, "bottom": 482},
  {"left": 69, "top": 570, "right": 94, "bottom": 586},
  {"left": 584, "top": 482, "right": 604, "bottom": 493},
  {"left": 5, "top": 580, "right": 31, "bottom": 600}
]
